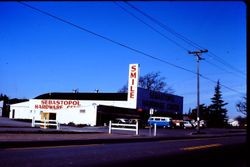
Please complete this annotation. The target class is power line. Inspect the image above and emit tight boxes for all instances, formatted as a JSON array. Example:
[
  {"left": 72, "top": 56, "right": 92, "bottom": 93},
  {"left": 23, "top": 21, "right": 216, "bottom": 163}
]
[
  {"left": 204, "top": 60, "right": 232, "bottom": 73},
  {"left": 113, "top": 1, "right": 189, "bottom": 51},
  {"left": 120, "top": 1, "right": 246, "bottom": 86},
  {"left": 204, "top": 59, "right": 246, "bottom": 79},
  {"left": 188, "top": 49, "right": 243, "bottom": 95},
  {"left": 124, "top": 1, "right": 204, "bottom": 51},
  {"left": 124, "top": 1, "right": 246, "bottom": 78},
  {"left": 118, "top": 1, "right": 237, "bottom": 77},
  {"left": 18, "top": 2, "right": 196, "bottom": 74},
  {"left": 208, "top": 51, "right": 246, "bottom": 76},
  {"left": 200, "top": 75, "right": 244, "bottom": 95},
  {"left": 18, "top": 2, "right": 244, "bottom": 95}
]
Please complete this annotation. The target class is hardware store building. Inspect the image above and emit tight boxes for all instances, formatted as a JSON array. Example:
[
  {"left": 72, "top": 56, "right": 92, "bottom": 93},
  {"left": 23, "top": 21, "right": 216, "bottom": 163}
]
[{"left": 9, "top": 64, "right": 183, "bottom": 126}]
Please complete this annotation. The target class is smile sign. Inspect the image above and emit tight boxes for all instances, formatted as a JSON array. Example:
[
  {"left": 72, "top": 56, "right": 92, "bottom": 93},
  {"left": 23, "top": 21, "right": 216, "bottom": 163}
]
[{"left": 127, "top": 64, "right": 139, "bottom": 108}]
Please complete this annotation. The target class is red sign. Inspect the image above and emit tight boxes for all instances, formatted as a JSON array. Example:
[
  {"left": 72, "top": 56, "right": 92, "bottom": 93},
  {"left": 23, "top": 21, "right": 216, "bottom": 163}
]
[{"left": 34, "top": 100, "right": 80, "bottom": 110}]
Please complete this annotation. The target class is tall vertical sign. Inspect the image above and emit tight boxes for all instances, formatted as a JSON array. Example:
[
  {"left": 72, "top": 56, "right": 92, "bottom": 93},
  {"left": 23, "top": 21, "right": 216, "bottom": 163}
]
[{"left": 127, "top": 64, "right": 139, "bottom": 108}]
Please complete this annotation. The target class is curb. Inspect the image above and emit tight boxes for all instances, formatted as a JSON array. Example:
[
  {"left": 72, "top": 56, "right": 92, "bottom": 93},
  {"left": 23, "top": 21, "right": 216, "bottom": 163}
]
[
  {"left": 0, "top": 130, "right": 105, "bottom": 134},
  {"left": 0, "top": 133, "right": 246, "bottom": 149}
]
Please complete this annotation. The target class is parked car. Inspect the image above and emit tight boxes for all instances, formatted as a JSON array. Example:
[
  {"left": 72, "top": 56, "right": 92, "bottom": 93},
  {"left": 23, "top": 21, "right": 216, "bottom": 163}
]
[
  {"left": 183, "top": 120, "right": 194, "bottom": 129},
  {"left": 199, "top": 120, "right": 207, "bottom": 128},
  {"left": 113, "top": 118, "right": 130, "bottom": 124},
  {"left": 192, "top": 120, "right": 207, "bottom": 128},
  {"left": 148, "top": 116, "right": 173, "bottom": 128},
  {"left": 172, "top": 119, "right": 184, "bottom": 128}
]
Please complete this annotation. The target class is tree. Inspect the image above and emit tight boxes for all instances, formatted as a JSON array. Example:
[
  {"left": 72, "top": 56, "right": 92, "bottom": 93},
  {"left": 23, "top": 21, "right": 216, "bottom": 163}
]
[
  {"left": 117, "top": 85, "right": 128, "bottom": 93},
  {"left": 118, "top": 71, "right": 174, "bottom": 93},
  {"left": 236, "top": 96, "right": 247, "bottom": 116},
  {"left": 208, "top": 80, "right": 228, "bottom": 128},
  {"left": 0, "top": 94, "right": 28, "bottom": 117},
  {"left": 0, "top": 94, "right": 9, "bottom": 117},
  {"left": 190, "top": 104, "right": 210, "bottom": 121}
]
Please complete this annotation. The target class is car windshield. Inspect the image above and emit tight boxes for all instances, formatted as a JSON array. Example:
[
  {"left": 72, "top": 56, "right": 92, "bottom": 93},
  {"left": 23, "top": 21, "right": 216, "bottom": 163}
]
[{"left": 114, "top": 118, "right": 129, "bottom": 123}]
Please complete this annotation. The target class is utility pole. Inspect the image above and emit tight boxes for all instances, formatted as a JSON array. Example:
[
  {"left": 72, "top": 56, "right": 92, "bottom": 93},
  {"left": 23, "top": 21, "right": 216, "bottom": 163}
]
[{"left": 188, "top": 49, "right": 208, "bottom": 133}]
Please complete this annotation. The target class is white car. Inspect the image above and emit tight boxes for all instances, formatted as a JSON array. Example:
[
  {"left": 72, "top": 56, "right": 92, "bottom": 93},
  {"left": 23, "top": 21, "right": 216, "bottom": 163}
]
[
  {"left": 192, "top": 120, "right": 207, "bottom": 128},
  {"left": 114, "top": 118, "right": 130, "bottom": 124},
  {"left": 183, "top": 121, "right": 194, "bottom": 129}
]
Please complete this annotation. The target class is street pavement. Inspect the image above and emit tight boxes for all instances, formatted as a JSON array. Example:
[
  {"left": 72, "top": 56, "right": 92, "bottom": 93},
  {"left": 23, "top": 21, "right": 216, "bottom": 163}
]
[{"left": 0, "top": 117, "right": 247, "bottom": 148}]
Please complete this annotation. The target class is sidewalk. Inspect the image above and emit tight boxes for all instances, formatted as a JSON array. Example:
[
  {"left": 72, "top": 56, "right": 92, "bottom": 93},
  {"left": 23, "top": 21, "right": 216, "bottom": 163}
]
[{"left": 0, "top": 117, "right": 247, "bottom": 148}]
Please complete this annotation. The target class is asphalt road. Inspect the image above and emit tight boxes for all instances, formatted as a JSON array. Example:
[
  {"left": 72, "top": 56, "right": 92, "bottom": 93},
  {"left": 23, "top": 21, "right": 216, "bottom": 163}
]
[{"left": 0, "top": 135, "right": 246, "bottom": 167}]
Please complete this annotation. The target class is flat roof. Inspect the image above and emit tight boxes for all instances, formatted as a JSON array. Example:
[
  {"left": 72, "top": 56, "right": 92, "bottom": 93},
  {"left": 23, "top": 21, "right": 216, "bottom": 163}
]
[{"left": 34, "top": 92, "right": 127, "bottom": 101}]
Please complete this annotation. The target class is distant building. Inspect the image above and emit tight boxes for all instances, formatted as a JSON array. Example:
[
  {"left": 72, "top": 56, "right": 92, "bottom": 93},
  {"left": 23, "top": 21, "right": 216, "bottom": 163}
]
[{"left": 9, "top": 64, "right": 183, "bottom": 126}]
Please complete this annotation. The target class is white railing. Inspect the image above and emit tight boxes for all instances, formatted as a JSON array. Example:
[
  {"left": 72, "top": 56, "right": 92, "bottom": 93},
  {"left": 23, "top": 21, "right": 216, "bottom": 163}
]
[
  {"left": 31, "top": 117, "right": 60, "bottom": 130},
  {"left": 108, "top": 120, "right": 139, "bottom": 135}
]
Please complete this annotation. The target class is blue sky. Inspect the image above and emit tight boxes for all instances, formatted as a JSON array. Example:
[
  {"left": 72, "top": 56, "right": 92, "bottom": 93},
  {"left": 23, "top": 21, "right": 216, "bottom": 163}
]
[{"left": 0, "top": 1, "right": 246, "bottom": 119}]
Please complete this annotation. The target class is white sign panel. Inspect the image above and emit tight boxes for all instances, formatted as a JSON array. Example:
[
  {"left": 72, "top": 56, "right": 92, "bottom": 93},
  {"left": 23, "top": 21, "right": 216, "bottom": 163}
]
[
  {"left": 31, "top": 99, "right": 81, "bottom": 111},
  {"left": 127, "top": 64, "right": 139, "bottom": 108}
]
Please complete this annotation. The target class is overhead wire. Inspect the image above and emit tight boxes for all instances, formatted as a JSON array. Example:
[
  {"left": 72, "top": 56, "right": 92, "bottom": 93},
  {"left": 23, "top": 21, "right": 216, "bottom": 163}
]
[
  {"left": 18, "top": 2, "right": 244, "bottom": 95},
  {"left": 118, "top": 1, "right": 245, "bottom": 94},
  {"left": 124, "top": 1, "right": 246, "bottom": 78},
  {"left": 18, "top": 2, "right": 196, "bottom": 75},
  {"left": 199, "top": 74, "right": 245, "bottom": 95},
  {"left": 113, "top": 1, "right": 189, "bottom": 52},
  {"left": 208, "top": 51, "right": 246, "bottom": 76},
  {"left": 115, "top": 1, "right": 239, "bottom": 82},
  {"left": 204, "top": 59, "right": 227, "bottom": 73},
  {"left": 124, "top": 1, "right": 204, "bottom": 51},
  {"left": 117, "top": 1, "right": 243, "bottom": 79}
]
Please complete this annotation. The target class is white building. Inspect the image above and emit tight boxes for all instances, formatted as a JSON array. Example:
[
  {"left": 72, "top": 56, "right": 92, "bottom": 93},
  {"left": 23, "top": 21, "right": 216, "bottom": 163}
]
[{"left": 9, "top": 64, "right": 183, "bottom": 126}]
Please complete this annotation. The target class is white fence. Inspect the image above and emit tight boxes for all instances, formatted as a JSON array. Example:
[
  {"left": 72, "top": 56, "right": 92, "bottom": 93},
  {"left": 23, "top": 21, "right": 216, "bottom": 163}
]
[
  {"left": 31, "top": 117, "right": 60, "bottom": 130},
  {"left": 149, "top": 124, "right": 157, "bottom": 136},
  {"left": 109, "top": 120, "right": 139, "bottom": 135}
]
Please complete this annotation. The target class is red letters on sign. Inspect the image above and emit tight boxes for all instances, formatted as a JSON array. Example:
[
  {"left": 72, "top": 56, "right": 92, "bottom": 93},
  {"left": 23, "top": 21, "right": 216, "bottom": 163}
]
[
  {"left": 130, "top": 72, "right": 136, "bottom": 78},
  {"left": 35, "top": 100, "right": 80, "bottom": 110},
  {"left": 131, "top": 65, "right": 136, "bottom": 71},
  {"left": 130, "top": 86, "right": 135, "bottom": 98},
  {"left": 129, "top": 65, "right": 137, "bottom": 99},
  {"left": 130, "top": 92, "right": 134, "bottom": 98}
]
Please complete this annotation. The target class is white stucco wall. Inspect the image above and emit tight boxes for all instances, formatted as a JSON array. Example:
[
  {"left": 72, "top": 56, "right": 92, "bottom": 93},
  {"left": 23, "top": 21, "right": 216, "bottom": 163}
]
[
  {"left": 54, "top": 104, "right": 96, "bottom": 126},
  {"left": 9, "top": 92, "right": 136, "bottom": 126},
  {"left": 21, "top": 99, "right": 133, "bottom": 126},
  {"left": 9, "top": 101, "right": 31, "bottom": 119}
]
